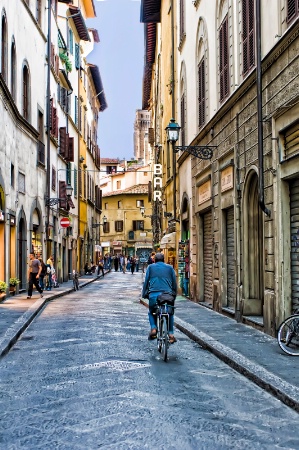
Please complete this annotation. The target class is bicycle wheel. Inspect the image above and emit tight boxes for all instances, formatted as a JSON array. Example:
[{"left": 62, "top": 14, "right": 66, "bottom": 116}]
[
  {"left": 157, "top": 317, "right": 162, "bottom": 353},
  {"left": 161, "top": 316, "right": 168, "bottom": 362},
  {"left": 278, "top": 315, "right": 299, "bottom": 356}
]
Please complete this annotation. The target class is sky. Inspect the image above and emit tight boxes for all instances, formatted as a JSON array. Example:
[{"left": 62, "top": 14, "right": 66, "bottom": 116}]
[{"left": 87, "top": 0, "right": 144, "bottom": 161}]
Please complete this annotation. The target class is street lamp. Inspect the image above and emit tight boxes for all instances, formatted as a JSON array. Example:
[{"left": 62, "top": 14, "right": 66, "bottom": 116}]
[
  {"left": 165, "top": 118, "right": 216, "bottom": 160},
  {"left": 45, "top": 183, "right": 73, "bottom": 206},
  {"left": 91, "top": 215, "right": 107, "bottom": 228}
]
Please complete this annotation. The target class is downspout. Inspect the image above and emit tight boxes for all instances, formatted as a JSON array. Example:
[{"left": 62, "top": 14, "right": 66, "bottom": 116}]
[
  {"left": 256, "top": 0, "right": 271, "bottom": 217},
  {"left": 235, "top": 113, "right": 242, "bottom": 322},
  {"left": 170, "top": 0, "right": 177, "bottom": 221},
  {"left": 46, "top": 0, "right": 51, "bottom": 248}
]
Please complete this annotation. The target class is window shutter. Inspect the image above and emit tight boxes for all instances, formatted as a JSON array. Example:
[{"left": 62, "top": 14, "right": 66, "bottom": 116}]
[
  {"left": 219, "top": 16, "right": 229, "bottom": 102},
  {"left": 66, "top": 162, "right": 71, "bottom": 185},
  {"left": 66, "top": 137, "right": 74, "bottom": 162},
  {"left": 59, "top": 181, "right": 67, "bottom": 209},
  {"left": 148, "top": 181, "right": 152, "bottom": 202},
  {"left": 75, "top": 44, "right": 80, "bottom": 70},
  {"left": 57, "top": 83, "right": 61, "bottom": 103},
  {"left": 74, "top": 96, "right": 78, "bottom": 125},
  {"left": 52, "top": 107, "right": 58, "bottom": 138},
  {"left": 180, "top": 0, "right": 185, "bottom": 38},
  {"left": 198, "top": 57, "right": 205, "bottom": 128},
  {"left": 103, "top": 222, "right": 110, "bottom": 233},
  {"left": 242, "top": 0, "right": 255, "bottom": 75},
  {"left": 78, "top": 168, "right": 82, "bottom": 197},
  {"left": 49, "top": 98, "right": 53, "bottom": 132},
  {"left": 74, "top": 166, "right": 77, "bottom": 197},
  {"left": 287, "top": 0, "right": 297, "bottom": 22},
  {"left": 133, "top": 220, "right": 137, "bottom": 231},
  {"left": 69, "top": 29, "right": 73, "bottom": 54},
  {"left": 59, "top": 127, "right": 67, "bottom": 156}
]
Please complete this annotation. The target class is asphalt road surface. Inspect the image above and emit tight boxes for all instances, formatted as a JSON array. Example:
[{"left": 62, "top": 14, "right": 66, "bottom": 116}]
[{"left": 0, "top": 272, "right": 298, "bottom": 449}]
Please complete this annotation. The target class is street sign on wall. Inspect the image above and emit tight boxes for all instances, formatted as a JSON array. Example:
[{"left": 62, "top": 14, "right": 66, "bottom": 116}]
[{"left": 60, "top": 217, "right": 70, "bottom": 228}]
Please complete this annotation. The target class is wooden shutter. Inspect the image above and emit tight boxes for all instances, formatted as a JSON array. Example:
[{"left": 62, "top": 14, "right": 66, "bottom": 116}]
[
  {"left": 148, "top": 180, "right": 152, "bottom": 202},
  {"left": 133, "top": 220, "right": 137, "bottom": 231},
  {"left": 52, "top": 107, "right": 58, "bottom": 138},
  {"left": 49, "top": 98, "right": 53, "bottom": 132},
  {"left": 198, "top": 57, "right": 205, "bottom": 127},
  {"left": 242, "top": 0, "right": 255, "bottom": 75},
  {"left": 180, "top": 0, "right": 185, "bottom": 38},
  {"left": 66, "top": 137, "right": 74, "bottom": 162},
  {"left": 287, "top": 0, "right": 298, "bottom": 22},
  {"left": 219, "top": 16, "right": 229, "bottom": 102},
  {"left": 78, "top": 168, "right": 82, "bottom": 197},
  {"left": 74, "top": 96, "right": 78, "bottom": 125},
  {"left": 59, "top": 127, "right": 67, "bottom": 156},
  {"left": 74, "top": 166, "right": 77, "bottom": 197},
  {"left": 115, "top": 221, "right": 123, "bottom": 232},
  {"left": 103, "top": 222, "right": 110, "bottom": 233},
  {"left": 59, "top": 181, "right": 67, "bottom": 209}
]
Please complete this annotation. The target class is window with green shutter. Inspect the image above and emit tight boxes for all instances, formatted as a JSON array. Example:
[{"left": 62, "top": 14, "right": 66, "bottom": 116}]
[
  {"left": 75, "top": 43, "right": 80, "bottom": 70},
  {"left": 69, "top": 29, "right": 73, "bottom": 54}
]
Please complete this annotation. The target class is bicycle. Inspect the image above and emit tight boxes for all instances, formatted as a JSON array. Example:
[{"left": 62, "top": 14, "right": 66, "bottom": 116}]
[
  {"left": 277, "top": 309, "right": 299, "bottom": 356},
  {"left": 153, "top": 299, "right": 175, "bottom": 362},
  {"left": 71, "top": 270, "right": 79, "bottom": 291}
]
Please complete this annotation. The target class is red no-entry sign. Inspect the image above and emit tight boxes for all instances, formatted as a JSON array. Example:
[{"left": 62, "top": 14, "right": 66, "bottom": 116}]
[{"left": 60, "top": 217, "right": 70, "bottom": 228}]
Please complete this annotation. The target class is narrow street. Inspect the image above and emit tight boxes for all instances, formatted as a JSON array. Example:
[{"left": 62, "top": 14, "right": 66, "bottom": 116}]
[{"left": 0, "top": 272, "right": 298, "bottom": 450}]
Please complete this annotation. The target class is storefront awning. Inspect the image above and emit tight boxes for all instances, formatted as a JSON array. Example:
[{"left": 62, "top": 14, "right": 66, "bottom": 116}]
[
  {"left": 135, "top": 242, "right": 153, "bottom": 249},
  {"left": 160, "top": 232, "right": 176, "bottom": 249}
]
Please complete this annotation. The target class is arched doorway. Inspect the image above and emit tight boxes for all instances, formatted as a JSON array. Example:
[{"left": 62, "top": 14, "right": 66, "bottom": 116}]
[{"left": 243, "top": 170, "right": 264, "bottom": 315}]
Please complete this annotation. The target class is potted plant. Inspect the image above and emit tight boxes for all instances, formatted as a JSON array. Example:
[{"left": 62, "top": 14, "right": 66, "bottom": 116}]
[
  {"left": 0, "top": 280, "right": 8, "bottom": 301},
  {"left": 9, "top": 277, "right": 20, "bottom": 295}
]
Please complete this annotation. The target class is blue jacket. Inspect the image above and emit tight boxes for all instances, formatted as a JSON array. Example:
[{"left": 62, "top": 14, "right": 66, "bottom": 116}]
[{"left": 142, "top": 262, "right": 177, "bottom": 298}]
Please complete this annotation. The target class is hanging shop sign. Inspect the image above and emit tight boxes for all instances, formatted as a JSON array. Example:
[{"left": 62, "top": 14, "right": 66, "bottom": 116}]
[{"left": 153, "top": 164, "right": 162, "bottom": 201}]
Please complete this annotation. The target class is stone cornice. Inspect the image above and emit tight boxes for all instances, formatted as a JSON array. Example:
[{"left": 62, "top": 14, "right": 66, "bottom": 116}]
[{"left": 0, "top": 74, "right": 39, "bottom": 139}]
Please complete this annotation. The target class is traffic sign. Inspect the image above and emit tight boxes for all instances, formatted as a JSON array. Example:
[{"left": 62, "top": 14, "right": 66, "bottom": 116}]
[{"left": 60, "top": 217, "right": 70, "bottom": 228}]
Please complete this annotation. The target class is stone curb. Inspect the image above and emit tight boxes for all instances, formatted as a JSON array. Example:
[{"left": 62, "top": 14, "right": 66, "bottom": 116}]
[
  {"left": 139, "top": 298, "right": 299, "bottom": 413},
  {"left": 0, "top": 273, "right": 106, "bottom": 359}
]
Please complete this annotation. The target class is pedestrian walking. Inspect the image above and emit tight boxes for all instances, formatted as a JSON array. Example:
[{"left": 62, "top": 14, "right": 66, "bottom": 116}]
[
  {"left": 130, "top": 256, "right": 136, "bottom": 274},
  {"left": 46, "top": 255, "right": 54, "bottom": 290},
  {"left": 97, "top": 258, "right": 104, "bottom": 277},
  {"left": 114, "top": 255, "right": 119, "bottom": 272},
  {"left": 38, "top": 258, "right": 47, "bottom": 290},
  {"left": 27, "top": 252, "right": 43, "bottom": 299}
]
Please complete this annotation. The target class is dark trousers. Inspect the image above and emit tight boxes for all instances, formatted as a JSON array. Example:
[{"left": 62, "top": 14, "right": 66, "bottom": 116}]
[
  {"left": 28, "top": 273, "right": 43, "bottom": 296},
  {"left": 98, "top": 265, "right": 104, "bottom": 277}
]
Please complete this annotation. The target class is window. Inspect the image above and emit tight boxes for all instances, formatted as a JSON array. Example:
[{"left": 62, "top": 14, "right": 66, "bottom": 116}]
[
  {"left": 59, "top": 181, "right": 67, "bottom": 209},
  {"left": 133, "top": 220, "right": 144, "bottom": 231},
  {"left": 74, "top": 166, "right": 77, "bottom": 197},
  {"left": 136, "top": 199, "right": 144, "bottom": 207},
  {"left": 37, "top": 111, "right": 45, "bottom": 165},
  {"left": 74, "top": 96, "right": 78, "bottom": 125},
  {"left": 11, "top": 164, "right": 14, "bottom": 187},
  {"left": 69, "top": 29, "right": 73, "bottom": 54},
  {"left": 118, "top": 200, "right": 122, "bottom": 208},
  {"left": 287, "top": 0, "right": 299, "bottom": 23},
  {"left": 198, "top": 57, "right": 205, "bottom": 128},
  {"left": 36, "top": 0, "right": 42, "bottom": 25},
  {"left": 219, "top": 16, "right": 229, "bottom": 102},
  {"left": 179, "top": 0, "right": 185, "bottom": 41},
  {"left": 242, "top": 0, "right": 255, "bottom": 75},
  {"left": 22, "top": 64, "right": 30, "bottom": 121},
  {"left": 52, "top": 166, "right": 56, "bottom": 191},
  {"left": 75, "top": 43, "right": 80, "bottom": 69},
  {"left": 116, "top": 180, "right": 121, "bottom": 189},
  {"left": 10, "top": 40, "right": 16, "bottom": 101},
  {"left": 18, "top": 172, "right": 25, "bottom": 193},
  {"left": 115, "top": 221, "right": 123, "bottom": 232},
  {"left": 1, "top": 13, "right": 7, "bottom": 82},
  {"left": 103, "top": 222, "right": 110, "bottom": 233},
  {"left": 106, "top": 165, "right": 117, "bottom": 174}
]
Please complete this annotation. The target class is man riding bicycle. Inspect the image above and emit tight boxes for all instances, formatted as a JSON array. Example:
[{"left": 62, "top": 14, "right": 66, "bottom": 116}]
[{"left": 142, "top": 252, "right": 177, "bottom": 343}]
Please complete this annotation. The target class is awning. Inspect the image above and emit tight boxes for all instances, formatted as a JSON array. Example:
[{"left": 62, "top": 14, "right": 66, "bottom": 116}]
[
  {"left": 160, "top": 232, "right": 176, "bottom": 249},
  {"left": 135, "top": 243, "right": 153, "bottom": 249},
  {"left": 68, "top": 6, "right": 90, "bottom": 42}
]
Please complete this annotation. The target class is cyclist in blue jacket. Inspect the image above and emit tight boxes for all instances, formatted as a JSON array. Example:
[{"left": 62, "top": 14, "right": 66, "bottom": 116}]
[{"left": 142, "top": 252, "right": 177, "bottom": 343}]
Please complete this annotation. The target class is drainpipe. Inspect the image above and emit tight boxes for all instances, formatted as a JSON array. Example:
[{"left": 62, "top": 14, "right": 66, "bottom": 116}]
[
  {"left": 46, "top": 0, "right": 51, "bottom": 250},
  {"left": 170, "top": 0, "right": 176, "bottom": 221},
  {"left": 256, "top": 0, "right": 271, "bottom": 217},
  {"left": 235, "top": 113, "right": 242, "bottom": 322}
]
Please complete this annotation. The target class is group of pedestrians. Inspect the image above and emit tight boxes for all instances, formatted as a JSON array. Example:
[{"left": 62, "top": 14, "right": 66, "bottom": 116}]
[
  {"left": 27, "top": 253, "right": 56, "bottom": 299},
  {"left": 112, "top": 254, "right": 140, "bottom": 274}
]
